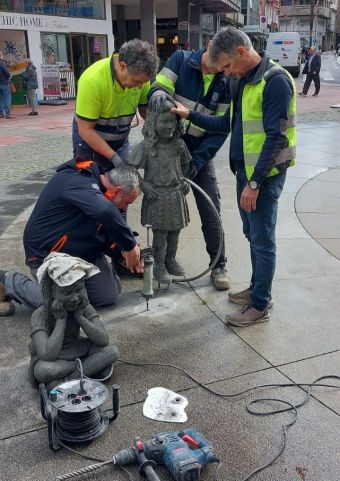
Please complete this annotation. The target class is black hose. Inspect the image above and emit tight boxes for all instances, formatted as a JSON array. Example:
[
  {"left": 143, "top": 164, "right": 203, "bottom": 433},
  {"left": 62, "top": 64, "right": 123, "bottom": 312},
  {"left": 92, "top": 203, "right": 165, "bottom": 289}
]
[{"left": 174, "top": 177, "right": 224, "bottom": 282}]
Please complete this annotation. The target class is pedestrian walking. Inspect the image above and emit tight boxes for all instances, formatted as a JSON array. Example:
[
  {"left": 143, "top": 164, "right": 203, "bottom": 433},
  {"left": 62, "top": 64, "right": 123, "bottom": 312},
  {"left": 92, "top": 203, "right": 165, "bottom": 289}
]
[
  {"left": 299, "top": 46, "right": 321, "bottom": 97},
  {"left": 22, "top": 59, "right": 38, "bottom": 115},
  {"left": 0, "top": 50, "right": 15, "bottom": 119}
]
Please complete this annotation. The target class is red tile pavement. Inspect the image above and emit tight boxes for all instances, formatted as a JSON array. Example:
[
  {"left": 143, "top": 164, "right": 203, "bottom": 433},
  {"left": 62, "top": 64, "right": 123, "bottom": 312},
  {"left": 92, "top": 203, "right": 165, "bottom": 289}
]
[
  {"left": 295, "top": 80, "right": 340, "bottom": 113},
  {"left": 0, "top": 135, "right": 36, "bottom": 146}
]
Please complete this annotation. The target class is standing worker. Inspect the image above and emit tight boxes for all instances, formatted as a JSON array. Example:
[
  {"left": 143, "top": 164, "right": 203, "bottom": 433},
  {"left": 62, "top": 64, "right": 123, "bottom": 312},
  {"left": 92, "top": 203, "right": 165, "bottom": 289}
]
[
  {"left": 72, "top": 39, "right": 159, "bottom": 173},
  {"left": 172, "top": 27, "right": 296, "bottom": 327},
  {"left": 22, "top": 58, "right": 38, "bottom": 116},
  {"left": 299, "top": 46, "right": 321, "bottom": 97},
  {"left": 148, "top": 31, "right": 231, "bottom": 291}
]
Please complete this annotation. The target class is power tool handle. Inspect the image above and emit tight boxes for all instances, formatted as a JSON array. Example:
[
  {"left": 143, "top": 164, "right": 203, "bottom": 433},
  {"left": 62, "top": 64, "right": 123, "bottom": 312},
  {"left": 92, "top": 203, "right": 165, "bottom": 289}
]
[{"left": 144, "top": 464, "right": 162, "bottom": 481}]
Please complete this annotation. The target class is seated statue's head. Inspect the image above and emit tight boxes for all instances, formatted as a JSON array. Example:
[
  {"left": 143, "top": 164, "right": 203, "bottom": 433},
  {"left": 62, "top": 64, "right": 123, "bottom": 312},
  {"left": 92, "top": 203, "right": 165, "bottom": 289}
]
[
  {"left": 36, "top": 252, "right": 100, "bottom": 315},
  {"left": 51, "top": 279, "right": 88, "bottom": 313}
]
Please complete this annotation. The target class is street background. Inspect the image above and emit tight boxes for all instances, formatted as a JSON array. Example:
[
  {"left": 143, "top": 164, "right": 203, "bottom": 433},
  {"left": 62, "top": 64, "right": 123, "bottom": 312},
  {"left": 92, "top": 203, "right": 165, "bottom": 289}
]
[{"left": 0, "top": 54, "right": 339, "bottom": 481}]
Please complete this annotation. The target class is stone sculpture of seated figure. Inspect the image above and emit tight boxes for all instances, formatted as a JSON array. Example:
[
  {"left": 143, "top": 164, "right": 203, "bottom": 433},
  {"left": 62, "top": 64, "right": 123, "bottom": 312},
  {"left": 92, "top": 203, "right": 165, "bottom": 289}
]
[{"left": 29, "top": 253, "right": 118, "bottom": 391}]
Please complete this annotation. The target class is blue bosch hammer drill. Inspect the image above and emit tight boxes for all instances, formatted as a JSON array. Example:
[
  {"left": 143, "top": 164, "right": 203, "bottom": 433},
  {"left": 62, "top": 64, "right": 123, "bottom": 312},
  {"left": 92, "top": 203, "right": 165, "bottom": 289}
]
[
  {"left": 56, "top": 428, "right": 219, "bottom": 481},
  {"left": 112, "top": 428, "right": 219, "bottom": 481}
]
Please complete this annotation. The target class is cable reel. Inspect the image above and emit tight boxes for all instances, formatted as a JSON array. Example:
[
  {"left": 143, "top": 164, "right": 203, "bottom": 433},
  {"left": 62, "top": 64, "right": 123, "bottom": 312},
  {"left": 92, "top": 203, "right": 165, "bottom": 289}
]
[{"left": 39, "top": 361, "right": 120, "bottom": 451}]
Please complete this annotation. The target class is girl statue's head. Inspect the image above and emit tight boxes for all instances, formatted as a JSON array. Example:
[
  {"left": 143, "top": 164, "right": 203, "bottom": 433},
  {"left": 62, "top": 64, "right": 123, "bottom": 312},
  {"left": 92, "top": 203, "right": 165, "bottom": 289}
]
[{"left": 142, "top": 100, "right": 184, "bottom": 148}]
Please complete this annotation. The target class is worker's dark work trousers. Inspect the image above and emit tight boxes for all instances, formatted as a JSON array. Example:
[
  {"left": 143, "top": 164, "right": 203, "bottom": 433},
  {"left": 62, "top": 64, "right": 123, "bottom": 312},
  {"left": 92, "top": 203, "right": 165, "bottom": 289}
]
[
  {"left": 302, "top": 73, "right": 320, "bottom": 95},
  {"left": 5, "top": 255, "right": 121, "bottom": 310},
  {"left": 192, "top": 159, "right": 226, "bottom": 268}
]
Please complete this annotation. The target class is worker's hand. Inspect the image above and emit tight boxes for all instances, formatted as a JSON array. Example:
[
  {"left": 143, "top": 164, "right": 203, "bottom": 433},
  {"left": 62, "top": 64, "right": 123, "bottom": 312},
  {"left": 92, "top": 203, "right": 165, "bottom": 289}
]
[
  {"left": 240, "top": 184, "right": 259, "bottom": 213},
  {"left": 149, "top": 90, "right": 175, "bottom": 112},
  {"left": 122, "top": 245, "right": 144, "bottom": 274},
  {"left": 171, "top": 101, "right": 190, "bottom": 119},
  {"left": 52, "top": 299, "right": 67, "bottom": 323},
  {"left": 188, "top": 163, "right": 198, "bottom": 180},
  {"left": 181, "top": 180, "right": 190, "bottom": 195},
  {"left": 110, "top": 152, "right": 124, "bottom": 168},
  {"left": 141, "top": 180, "right": 159, "bottom": 201}
]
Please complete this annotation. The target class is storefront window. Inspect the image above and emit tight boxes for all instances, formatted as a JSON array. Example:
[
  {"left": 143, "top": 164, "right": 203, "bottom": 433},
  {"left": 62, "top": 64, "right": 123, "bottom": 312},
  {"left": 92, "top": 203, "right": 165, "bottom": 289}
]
[
  {"left": 41, "top": 33, "right": 71, "bottom": 67},
  {"left": 88, "top": 35, "right": 107, "bottom": 64},
  {"left": 0, "top": 1, "right": 106, "bottom": 20},
  {"left": 0, "top": 29, "right": 28, "bottom": 104}
]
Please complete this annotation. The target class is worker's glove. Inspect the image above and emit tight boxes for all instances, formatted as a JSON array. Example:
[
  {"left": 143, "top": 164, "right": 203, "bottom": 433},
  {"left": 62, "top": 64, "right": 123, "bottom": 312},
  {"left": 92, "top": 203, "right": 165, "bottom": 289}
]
[
  {"left": 181, "top": 180, "right": 190, "bottom": 196},
  {"left": 110, "top": 152, "right": 124, "bottom": 168},
  {"left": 188, "top": 163, "right": 198, "bottom": 180},
  {"left": 149, "top": 90, "right": 175, "bottom": 112},
  {"left": 141, "top": 180, "right": 159, "bottom": 201}
]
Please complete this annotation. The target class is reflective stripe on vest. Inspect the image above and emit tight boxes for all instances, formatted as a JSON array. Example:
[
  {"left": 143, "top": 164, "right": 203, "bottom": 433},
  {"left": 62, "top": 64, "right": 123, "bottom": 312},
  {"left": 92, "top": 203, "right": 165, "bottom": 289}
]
[{"left": 231, "top": 60, "right": 297, "bottom": 180}]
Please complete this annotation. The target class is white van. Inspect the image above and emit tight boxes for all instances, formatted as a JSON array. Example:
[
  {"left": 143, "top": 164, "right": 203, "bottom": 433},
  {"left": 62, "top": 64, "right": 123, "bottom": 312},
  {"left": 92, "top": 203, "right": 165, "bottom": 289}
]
[{"left": 265, "top": 32, "right": 301, "bottom": 77}]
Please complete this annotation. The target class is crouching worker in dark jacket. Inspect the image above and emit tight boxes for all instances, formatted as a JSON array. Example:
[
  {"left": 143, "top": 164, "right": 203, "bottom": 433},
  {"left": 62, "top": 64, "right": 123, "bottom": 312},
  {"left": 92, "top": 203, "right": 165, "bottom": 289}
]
[
  {"left": 22, "top": 59, "right": 38, "bottom": 115},
  {"left": 0, "top": 164, "right": 143, "bottom": 316}
]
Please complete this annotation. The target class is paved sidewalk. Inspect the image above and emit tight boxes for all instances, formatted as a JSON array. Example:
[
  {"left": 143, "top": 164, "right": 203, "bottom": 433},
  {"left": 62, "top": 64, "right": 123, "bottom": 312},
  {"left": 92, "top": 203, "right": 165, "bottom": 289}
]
[{"left": 0, "top": 94, "right": 339, "bottom": 481}]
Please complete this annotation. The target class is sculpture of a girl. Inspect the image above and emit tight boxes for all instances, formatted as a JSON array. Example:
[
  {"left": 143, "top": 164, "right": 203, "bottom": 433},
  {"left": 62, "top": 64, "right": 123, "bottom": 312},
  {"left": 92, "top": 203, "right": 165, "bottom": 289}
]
[{"left": 128, "top": 101, "right": 191, "bottom": 284}]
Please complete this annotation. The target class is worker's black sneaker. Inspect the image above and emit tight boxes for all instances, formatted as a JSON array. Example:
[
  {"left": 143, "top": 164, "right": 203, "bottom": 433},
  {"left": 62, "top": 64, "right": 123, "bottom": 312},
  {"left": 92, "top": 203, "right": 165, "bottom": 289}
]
[{"left": 112, "top": 258, "right": 143, "bottom": 279}]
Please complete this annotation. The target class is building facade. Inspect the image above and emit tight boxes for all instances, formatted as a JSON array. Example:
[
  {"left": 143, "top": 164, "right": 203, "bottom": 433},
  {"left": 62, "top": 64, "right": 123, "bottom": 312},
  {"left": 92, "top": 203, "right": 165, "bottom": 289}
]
[
  {"left": 0, "top": 1, "right": 114, "bottom": 104},
  {"left": 112, "top": 0, "right": 241, "bottom": 64},
  {"left": 279, "top": 0, "right": 336, "bottom": 50}
]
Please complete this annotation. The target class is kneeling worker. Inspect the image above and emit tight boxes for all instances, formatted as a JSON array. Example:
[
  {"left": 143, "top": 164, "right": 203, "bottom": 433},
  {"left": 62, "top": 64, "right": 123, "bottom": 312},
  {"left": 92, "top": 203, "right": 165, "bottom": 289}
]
[{"left": 0, "top": 165, "right": 143, "bottom": 316}]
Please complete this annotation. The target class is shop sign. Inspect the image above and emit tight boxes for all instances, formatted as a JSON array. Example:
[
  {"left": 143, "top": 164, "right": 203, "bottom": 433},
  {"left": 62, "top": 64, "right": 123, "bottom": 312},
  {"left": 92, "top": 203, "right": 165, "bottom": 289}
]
[
  {"left": 191, "top": 24, "right": 200, "bottom": 33},
  {"left": 41, "top": 64, "right": 61, "bottom": 97},
  {"left": 0, "top": 13, "right": 68, "bottom": 31},
  {"left": 156, "top": 18, "right": 177, "bottom": 30},
  {"left": 178, "top": 21, "right": 189, "bottom": 31}
]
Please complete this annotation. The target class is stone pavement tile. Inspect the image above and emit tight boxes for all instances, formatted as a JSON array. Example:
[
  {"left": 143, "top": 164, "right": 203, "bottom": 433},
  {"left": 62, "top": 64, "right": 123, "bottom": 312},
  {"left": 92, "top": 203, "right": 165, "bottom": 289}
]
[
  {"left": 313, "top": 166, "right": 340, "bottom": 182},
  {"left": 281, "top": 175, "right": 308, "bottom": 195},
  {"left": 316, "top": 238, "right": 340, "bottom": 259},
  {"left": 295, "top": 185, "right": 340, "bottom": 214},
  {"left": 278, "top": 351, "right": 340, "bottom": 414},
  {"left": 286, "top": 163, "right": 327, "bottom": 180},
  {"left": 275, "top": 211, "right": 310, "bottom": 239},
  {"left": 297, "top": 178, "right": 340, "bottom": 200},
  {"left": 226, "top": 275, "right": 340, "bottom": 365},
  {"left": 0, "top": 286, "right": 270, "bottom": 439},
  {"left": 1, "top": 369, "right": 338, "bottom": 481},
  {"left": 208, "top": 235, "right": 340, "bottom": 289},
  {"left": 298, "top": 212, "right": 340, "bottom": 238},
  {"left": 296, "top": 147, "right": 340, "bottom": 168},
  {"left": 298, "top": 136, "right": 340, "bottom": 155}
]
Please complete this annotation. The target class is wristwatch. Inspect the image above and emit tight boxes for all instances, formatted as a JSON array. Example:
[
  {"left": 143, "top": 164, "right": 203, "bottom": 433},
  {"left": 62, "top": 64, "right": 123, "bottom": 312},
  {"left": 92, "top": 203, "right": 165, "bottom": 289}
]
[{"left": 248, "top": 180, "right": 259, "bottom": 190}]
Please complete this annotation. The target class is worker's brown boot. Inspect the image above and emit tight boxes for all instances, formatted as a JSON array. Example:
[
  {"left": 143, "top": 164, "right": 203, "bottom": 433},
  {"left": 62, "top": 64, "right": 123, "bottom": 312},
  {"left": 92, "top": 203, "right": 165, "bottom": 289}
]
[{"left": 0, "top": 275, "right": 15, "bottom": 317}]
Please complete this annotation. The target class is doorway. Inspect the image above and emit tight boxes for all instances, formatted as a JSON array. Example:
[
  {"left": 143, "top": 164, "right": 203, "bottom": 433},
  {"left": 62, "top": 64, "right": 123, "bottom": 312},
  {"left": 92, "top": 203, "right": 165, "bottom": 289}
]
[{"left": 71, "top": 34, "right": 90, "bottom": 86}]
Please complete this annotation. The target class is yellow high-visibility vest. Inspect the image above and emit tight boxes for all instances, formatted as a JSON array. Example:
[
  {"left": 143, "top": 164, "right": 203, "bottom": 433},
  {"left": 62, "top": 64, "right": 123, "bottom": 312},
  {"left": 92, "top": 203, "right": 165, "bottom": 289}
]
[{"left": 230, "top": 60, "right": 296, "bottom": 180}]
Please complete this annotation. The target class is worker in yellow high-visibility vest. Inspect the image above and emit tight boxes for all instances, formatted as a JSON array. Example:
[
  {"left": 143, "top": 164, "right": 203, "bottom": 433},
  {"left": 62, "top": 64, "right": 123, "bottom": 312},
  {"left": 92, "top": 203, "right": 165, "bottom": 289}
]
[{"left": 172, "top": 27, "right": 296, "bottom": 327}]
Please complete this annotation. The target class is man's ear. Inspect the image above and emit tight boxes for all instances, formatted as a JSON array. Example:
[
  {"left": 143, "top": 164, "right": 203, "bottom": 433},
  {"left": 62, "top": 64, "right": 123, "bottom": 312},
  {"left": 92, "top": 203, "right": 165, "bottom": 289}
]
[
  {"left": 237, "top": 46, "right": 247, "bottom": 57},
  {"left": 118, "top": 61, "right": 128, "bottom": 73}
]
